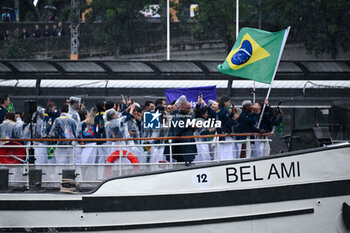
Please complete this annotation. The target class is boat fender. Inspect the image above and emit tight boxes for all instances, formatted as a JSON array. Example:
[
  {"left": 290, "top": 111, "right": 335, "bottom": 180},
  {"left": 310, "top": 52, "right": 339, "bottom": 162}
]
[
  {"left": 342, "top": 202, "right": 350, "bottom": 229},
  {"left": 106, "top": 150, "right": 139, "bottom": 164}
]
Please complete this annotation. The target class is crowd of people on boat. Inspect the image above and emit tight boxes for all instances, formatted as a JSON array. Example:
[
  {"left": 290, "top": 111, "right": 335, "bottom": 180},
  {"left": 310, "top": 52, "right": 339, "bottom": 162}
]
[{"left": 0, "top": 94, "right": 283, "bottom": 166}]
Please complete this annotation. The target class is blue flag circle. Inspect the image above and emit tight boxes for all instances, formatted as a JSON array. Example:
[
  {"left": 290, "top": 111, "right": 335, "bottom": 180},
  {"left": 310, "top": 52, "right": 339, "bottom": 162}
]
[{"left": 231, "top": 40, "right": 253, "bottom": 65}]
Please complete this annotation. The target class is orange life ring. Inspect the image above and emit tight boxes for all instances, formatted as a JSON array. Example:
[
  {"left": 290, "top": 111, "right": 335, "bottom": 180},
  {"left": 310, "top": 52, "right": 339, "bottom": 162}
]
[
  {"left": 105, "top": 150, "right": 140, "bottom": 178},
  {"left": 0, "top": 142, "right": 26, "bottom": 164},
  {"left": 106, "top": 150, "right": 139, "bottom": 164}
]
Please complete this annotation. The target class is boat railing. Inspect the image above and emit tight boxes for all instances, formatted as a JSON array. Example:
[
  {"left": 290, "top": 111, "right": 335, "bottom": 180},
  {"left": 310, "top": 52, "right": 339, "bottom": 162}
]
[{"left": 0, "top": 133, "right": 272, "bottom": 190}]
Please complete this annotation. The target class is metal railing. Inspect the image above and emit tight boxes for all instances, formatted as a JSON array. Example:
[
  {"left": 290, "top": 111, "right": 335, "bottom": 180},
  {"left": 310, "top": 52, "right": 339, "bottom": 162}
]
[{"left": 0, "top": 133, "right": 272, "bottom": 189}]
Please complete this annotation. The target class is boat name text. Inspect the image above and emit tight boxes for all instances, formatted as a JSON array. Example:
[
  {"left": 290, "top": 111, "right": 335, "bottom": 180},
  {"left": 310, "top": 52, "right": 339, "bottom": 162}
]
[{"left": 226, "top": 161, "right": 301, "bottom": 183}]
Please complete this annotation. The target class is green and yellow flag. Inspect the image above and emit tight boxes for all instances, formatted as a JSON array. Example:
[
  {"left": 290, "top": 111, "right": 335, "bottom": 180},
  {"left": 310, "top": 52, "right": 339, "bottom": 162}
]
[
  {"left": 218, "top": 27, "right": 290, "bottom": 84},
  {"left": 7, "top": 103, "right": 15, "bottom": 112},
  {"left": 47, "top": 147, "right": 55, "bottom": 159}
]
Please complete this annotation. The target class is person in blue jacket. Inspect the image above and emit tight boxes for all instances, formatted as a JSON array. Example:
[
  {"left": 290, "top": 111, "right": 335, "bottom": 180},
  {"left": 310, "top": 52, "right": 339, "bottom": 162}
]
[
  {"left": 199, "top": 96, "right": 235, "bottom": 160},
  {"left": 236, "top": 100, "right": 264, "bottom": 158},
  {"left": 44, "top": 101, "right": 60, "bottom": 135},
  {"left": 256, "top": 100, "right": 283, "bottom": 133},
  {"left": 251, "top": 100, "right": 283, "bottom": 157},
  {"left": 0, "top": 95, "right": 10, "bottom": 124},
  {"left": 170, "top": 96, "right": 197, "bottom": 165}
]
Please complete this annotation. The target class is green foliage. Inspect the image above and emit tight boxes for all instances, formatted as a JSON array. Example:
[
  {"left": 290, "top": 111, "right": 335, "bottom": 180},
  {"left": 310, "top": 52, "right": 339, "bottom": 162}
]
[
  {"left": 86, "top": 0, "right": 152, "bottom": 55},
  {"left": 2, "top": 40, "right": 28, "bottom": 59},
  {"left": 263, "top": 0, "right": 350, "bottom": 58},
  {"left": 181, "top": 0, "right": 350, "bottom": 58},
  {"left": 23, "top": 11, "right": 36, "bottom": 22},
  {"left": 177, "top": 0, "right": 237, "bottom": 50}
]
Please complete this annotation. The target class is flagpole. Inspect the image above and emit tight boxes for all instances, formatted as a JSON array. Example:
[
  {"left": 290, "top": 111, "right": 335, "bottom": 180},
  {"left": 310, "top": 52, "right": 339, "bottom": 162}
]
[
  {"left": 257, "top": 26, "right": 290, "bottom": 128},
  {"left": 253, "top": 81, "right": 256, "bottom": 103},
  {"left": 236, "top": 0, "right": 239, "bottom": 38},
  {"left": 167, "top": 0, "right": 170, "bottom": 60},
  {"left": 254, "top": 0, "right": 262, "bottom": 104}
]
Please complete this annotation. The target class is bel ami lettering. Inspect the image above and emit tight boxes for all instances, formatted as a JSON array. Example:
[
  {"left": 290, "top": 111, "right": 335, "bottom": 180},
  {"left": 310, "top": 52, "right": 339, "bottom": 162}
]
[{"left": 226, "top": 161, "right": 301, "bottom": 183}]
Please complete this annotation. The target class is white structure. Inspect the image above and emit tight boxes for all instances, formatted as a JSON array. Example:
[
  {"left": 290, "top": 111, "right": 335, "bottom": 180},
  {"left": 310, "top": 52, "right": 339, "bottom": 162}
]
[{"left": 0, "top": 142, "right": 350, "bottom": 232}]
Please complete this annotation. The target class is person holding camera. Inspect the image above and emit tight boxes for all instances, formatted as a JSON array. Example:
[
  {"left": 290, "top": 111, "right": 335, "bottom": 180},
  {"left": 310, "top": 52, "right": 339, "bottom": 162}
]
[
  {"left": 199, "top": 95, "right": 235, "bottom": 160},
  {"left": 193, "top": 97, "right": 215, "bottom": 161}
]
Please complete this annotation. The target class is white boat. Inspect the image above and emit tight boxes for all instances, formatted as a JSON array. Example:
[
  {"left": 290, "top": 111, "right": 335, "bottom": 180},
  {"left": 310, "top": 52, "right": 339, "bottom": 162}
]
[{"left": 0, "top": 138, "right": 350, "bottom": 232}]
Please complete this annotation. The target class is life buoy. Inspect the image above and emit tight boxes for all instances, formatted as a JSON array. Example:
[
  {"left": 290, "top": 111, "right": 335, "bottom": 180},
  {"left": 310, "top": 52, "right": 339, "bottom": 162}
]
[
  {"left": 0, "top": 142, "right": 26, "bottom": 164},
  {"left": 105, "top": 150, "right": 139, "bottom": 178},
  {"left": 107, "top": 150, "right": 139, "bottom": 164}
]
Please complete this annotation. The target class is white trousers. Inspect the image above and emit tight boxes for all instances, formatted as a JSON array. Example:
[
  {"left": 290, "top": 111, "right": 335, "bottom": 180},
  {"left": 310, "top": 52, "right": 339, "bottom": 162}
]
[
  {"left": 150, "top": 146, "right": 165, "bottom": 163},
  {"left": 54, "top": 147, "right": 73, "bottom": 164},
  {"left": 219, "top": 136, "right": 234, "bottom": 160},
  {"left": 251, "top": 141, "right": 265, "bottom": 158},
  {"left": 81, "top": 143, "right": 98, "bottom": 164},
  {"left": 233, "top": 142, "right": 243, "bottom": 159},
  {"left": 34, "top": 144, "right": 49, "bottom": 164},
  {"left": 194, "top": 140, "right": 211, "bottom": 161},
  {"left": 97, "top": 143, "right": 110, "bottom": 164}
]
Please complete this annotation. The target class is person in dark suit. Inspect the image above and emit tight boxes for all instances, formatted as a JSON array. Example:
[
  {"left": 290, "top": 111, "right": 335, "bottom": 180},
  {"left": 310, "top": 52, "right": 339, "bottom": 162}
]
[
  {"left": 170, "top": 96, "right": 197, "bottom": 165},
  {"left": 0, "top": 95, "right": 10, "bottom": 124},
  {"left": 32, "top": 24, "right": 41, "bottom": 38}
]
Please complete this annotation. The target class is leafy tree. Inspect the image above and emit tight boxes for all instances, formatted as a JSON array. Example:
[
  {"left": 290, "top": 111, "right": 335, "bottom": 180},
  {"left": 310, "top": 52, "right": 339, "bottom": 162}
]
[
  {"left": 179, "top": 0, "right": 350, "bottom": 58},
  {"left": 2, "top": 40, "right": 27, "bottom": 59},
  {"left": 85, "top": 0, "right": 153, "bottom": 56},
  {"left": 179, "top": 0, "right": 237, "bottom": 51},
  {"left": 262, "top": 0, "right": 350, "bottom": 58}
]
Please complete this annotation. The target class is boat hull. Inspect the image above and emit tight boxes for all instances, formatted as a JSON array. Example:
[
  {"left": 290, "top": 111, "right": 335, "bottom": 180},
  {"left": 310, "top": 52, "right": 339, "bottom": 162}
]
[{"left": 1, "top": 144, "right": 350, "bottom": 232}]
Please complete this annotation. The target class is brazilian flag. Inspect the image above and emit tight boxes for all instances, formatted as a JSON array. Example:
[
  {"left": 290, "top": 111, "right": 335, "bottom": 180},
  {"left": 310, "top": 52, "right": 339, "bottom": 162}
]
[
  {"left": 277, "top": 122, "right": 284, "bottom": 136},
  {"left": 47, "top": 147, "right": 55, "bottom": 159},
  {"left": 7, "top": 103, "right": 15, "bottom": 112},
  {"left": 218, "top": 27, "right": 290, "bottom": 84},
  {"left": 47, "top": 141, "right": 56, "bottom": 159}
]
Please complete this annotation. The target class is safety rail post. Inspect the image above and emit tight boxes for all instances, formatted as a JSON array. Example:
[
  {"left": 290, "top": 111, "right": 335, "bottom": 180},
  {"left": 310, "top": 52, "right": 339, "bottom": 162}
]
[
  {"left": 264, "top": 137, "right": 271, "bottom": 156},
  {"left": 215, "top": 136, "right": 220, "bottom": 162},
  {"left": 25, "top": 144, "right": 30, "bottom": 189},
  {"left": 72, "top": 143, "right": 76, "bottom": 170},
  {"left": 169, "top": 139, "right": 173, "bottom": 168},
  {"left": 246, "top": 138, "right": 251, "bottom": 158},
  {"left": 119, "top": 146, "right": 122, "bottom": 176}
]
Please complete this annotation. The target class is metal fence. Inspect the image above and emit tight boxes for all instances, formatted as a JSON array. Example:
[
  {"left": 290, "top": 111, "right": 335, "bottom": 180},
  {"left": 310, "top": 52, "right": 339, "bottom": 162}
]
[{"left": 0, "top": 134, "right": 271, "bottom": 190}]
